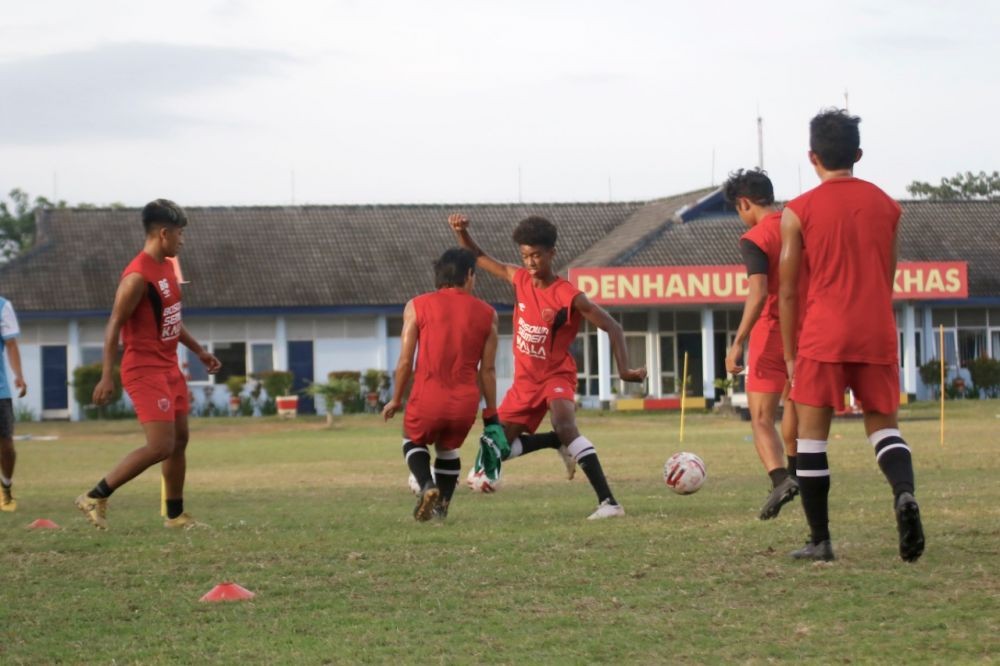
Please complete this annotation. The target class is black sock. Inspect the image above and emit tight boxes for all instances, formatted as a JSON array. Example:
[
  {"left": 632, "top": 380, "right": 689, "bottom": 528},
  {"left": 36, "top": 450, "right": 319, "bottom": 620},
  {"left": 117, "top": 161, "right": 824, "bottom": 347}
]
[
  {"left": 433, "top": 457, "right": 461, "bottom": 503},
  {"left": 577, "top": 452, "right": 615, "bottom": 505},
  {"left": 797, "top": 441, "right": 830, "bottom": 544},
  {"left": 870, "top": 431, "right": 915, "bottom": 498},
  {"left": 520, "top": 431, "right": 561, "bottom": 455},
  {"left": 768, "top": 467, "right": 790, "bottom": 487},
  {"left": 88, "top": 478, "right": 114, "bottom": 499},
  {"left": 402, "top": 442, "right": 433, "bottom": 488},
  {"left": 166, "top": 498, "right": 184, "bottom": 519},
  {"left": 787, "top": 455, "right": 797, "bottom": 477}
]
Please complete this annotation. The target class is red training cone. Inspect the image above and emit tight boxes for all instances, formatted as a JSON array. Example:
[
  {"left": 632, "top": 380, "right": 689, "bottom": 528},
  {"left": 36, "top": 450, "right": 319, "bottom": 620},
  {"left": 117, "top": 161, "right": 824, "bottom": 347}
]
[
  {"left": 199, "top": 582, "right": 256, "bottom": 602},
  {"left": 27, "top": 518, "right": 60, "bottom": 529}
]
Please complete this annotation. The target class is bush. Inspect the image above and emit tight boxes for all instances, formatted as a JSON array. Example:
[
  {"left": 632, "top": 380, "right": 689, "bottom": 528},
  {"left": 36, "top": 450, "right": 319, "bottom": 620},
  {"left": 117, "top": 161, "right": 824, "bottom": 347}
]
[
  {"left": 362, "top": 369, "right": 389, "bottom": 394},
  {"left": 72, "top": 363, "right": 122, "bottom": 419},
  {"left": 965, "top": 356, "right": 1000, "bottom": 398},
  {"left": 327, "top": 371, "right": 363, "bottom": 413},
  {"left": 225, "top": 375, "right": 246, "bottom": 398},
  {"left": 255, "top": 370, "right": 294, "bottom": 398},
  {"left": 919, "top": 359, "right": 946, "bottom": 397}
]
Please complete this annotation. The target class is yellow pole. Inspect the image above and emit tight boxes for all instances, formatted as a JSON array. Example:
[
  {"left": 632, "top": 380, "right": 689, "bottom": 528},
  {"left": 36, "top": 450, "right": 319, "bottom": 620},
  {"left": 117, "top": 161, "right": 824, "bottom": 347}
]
[
  {"left": 679, "top": 351, "right": 689, "bottom": 443},
  {"left": 160, "top": 476, "right": 167, "bottom": 517},
  {"left": 939, "top": 324, "right": 945, "bottom": 447}
]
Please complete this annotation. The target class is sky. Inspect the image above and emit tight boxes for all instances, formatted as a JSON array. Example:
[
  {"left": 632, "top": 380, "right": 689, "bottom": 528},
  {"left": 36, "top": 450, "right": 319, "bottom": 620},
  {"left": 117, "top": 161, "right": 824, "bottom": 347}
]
[{"left": 1, "top": 0, "right": 996, "bottom": 207}]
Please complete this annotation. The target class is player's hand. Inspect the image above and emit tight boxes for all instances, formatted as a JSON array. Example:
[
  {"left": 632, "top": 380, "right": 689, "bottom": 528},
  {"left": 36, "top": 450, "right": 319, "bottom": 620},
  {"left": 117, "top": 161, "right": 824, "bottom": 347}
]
[
  {"left": 447, "top": 213, "right": 469, "bottom": 232},
  {"left": 13, "top": 376, "right": 26, "bottom": 398},
  {"left": 725, "top": 343, "right": 744, "bottom": 375},
  {"left": 382, "top": 399, "right": 401, "bottom": 421},
  {"left": 92, "top": 376, "right": 116, "bottom": 406},
  {"left": 199, "top": 351, "right": 222, "bottom": 374},
  {"left": 619, "top": 367, "right": 647, "bottom": 382},
  {"left": 785, "top": 359, "right": 795, "bottom": 384}
]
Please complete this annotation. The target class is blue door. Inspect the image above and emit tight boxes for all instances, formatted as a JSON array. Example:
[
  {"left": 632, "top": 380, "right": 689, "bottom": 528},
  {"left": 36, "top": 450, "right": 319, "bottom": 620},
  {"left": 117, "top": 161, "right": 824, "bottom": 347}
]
[
  {"left": 287, "top": 340, "right": 314, "bottom": 414},
  {"left": 42, "top": 345, "right": 69, "bottom": 411}
]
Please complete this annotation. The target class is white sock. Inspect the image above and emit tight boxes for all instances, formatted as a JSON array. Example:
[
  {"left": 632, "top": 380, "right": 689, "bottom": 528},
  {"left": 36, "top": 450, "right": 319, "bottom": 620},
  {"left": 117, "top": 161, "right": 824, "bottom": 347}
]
[
  {"left": 566, "top": 436, "right": 596, "bottom": 462},
  {"left": 508, "top": 438, "right": 524, "bottom": 459},
  {"left": 0, "top": 475, "right": 11, "bottom": 487}
]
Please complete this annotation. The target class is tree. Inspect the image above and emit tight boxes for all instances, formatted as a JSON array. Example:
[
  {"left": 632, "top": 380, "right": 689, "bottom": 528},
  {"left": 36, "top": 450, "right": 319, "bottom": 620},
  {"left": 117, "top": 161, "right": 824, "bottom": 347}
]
[
  {"left": 0, "top": 189, "right": 66, "bottom": 261},
  {"left": 907, "top": 171, "right": 1000, "bottom": 201}
]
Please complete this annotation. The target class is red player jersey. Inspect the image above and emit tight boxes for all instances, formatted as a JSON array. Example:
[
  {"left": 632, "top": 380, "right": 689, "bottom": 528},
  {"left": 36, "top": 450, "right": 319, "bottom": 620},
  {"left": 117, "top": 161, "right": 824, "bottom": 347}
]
[
  {"left": 785, "top": 177, "right": 901, "bottom": 365},
  {"left": 511, "top": 268, "right": 581, "bottom": 386},
  {"left": 408, "top": 288, "right": 495, "bottom": 415},
  {"left": 740, "top": 211, "right": 783, "bottom": 328},
  {"left": 120, "top": 251, "right": 183, "bottom": 378}
]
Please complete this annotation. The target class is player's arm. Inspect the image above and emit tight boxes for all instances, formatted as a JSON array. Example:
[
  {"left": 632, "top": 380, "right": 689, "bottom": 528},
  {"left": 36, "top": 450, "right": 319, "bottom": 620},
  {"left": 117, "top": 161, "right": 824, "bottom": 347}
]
[
  {"left": 448, "top": 213, "right": 518, "bottom": 284},
  {"left": 179, "top": 325, "right": 221, "bottom": 375},
  {"left": 5, "top": 338, "right": 26, "bottom": 398},
  {"left": 93, "top": 273, "right": 145, "bottom": 405},
  {"left": 727, "top": 240, "right": 769, "bottom": 375},
  {"left": 573, "top": 293, "right": 647, "bottom": 383},
  {"left": 383, "top": 299, "right": 418, "bottom": 421},
  {"left": 478, "top": 311, "right": 500, "bottom": 416},
  {"left": 779, "top": 208, "right": 803, "bottom": 380}
]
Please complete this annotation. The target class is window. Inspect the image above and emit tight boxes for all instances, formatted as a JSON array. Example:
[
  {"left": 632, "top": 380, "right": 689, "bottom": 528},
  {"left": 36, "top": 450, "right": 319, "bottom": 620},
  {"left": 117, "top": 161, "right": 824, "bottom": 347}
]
[
  {"left": 675, "top": 311, "right": 701, "bottom": 331},
  {"left": 993, "top": 332, "right": 1000, "bottom": 360},
  {"left": 387, "top": 317, "right": 404, "bottom": 337},
  {"left": 660, "top": 334, "right": 676, "bottom": 395},
  {"left": 185, "top": 347, "right": 209, "bottom": 382},
  {"left": 958, "top": 330, "right": 987, "bottom": 364},
  {"left": 251, "top": 343, "right": 274, "bottom": 373},
  {"left": 81, "top": 346, "right": 103, "bottom": 366},
  {"left": 213, "top": 342, "right": 247, "bottom": 383},
  {"left": 612, "top": 335, "right": 648, "bottom": 396}
]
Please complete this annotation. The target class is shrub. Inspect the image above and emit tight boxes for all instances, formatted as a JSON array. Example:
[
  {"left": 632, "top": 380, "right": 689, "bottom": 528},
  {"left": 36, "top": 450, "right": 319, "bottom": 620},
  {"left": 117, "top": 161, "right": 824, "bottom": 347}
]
[
  {"left": 72, "top": 363, "right": 122, "bottom": 419},
  {"left": 965, "top": 356, "right": 1000, "bottom": 398},
  {"left": 919, "top": 359, "right": 946, "bottom": 397},
  {"left": 255, "top": 370, "right": 294, "bottom": 398}
]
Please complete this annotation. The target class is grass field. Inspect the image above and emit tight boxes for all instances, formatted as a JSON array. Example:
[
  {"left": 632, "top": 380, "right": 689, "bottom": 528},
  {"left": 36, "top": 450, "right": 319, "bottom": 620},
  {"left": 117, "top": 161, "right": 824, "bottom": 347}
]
[{"left": 1, "top": 401, "right": 998, "bottom": 664}]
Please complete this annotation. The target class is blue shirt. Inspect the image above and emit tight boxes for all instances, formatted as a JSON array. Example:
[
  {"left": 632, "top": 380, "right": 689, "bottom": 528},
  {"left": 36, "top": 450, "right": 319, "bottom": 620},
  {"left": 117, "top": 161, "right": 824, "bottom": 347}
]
[{"left": 0, "top": 297, "right": 21, "bottom": 400}]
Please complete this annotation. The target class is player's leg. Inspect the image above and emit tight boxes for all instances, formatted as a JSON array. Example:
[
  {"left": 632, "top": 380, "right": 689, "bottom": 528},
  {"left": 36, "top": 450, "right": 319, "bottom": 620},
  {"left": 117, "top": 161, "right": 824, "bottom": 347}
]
[
  {"left": 432, "top": 445, "right": 461, "bottom": 519},
  {"left": 162, "top": 412, "right": 198, "bottom": 527},
  {"left": 781, "top": 386, "right": 798, "bottom": 477},
  {"left": 787, "top": 358, "right": 841, "bottom": 560},
  {"left": 76, "top": 420, "right": 176, "bottom": 529},
  {"left": 0, "top": 399, "right": 16, "bottom": 511},
  {"left": 548, "top": 399, "right": 622, "bottom": 519},
  {"left": 855, "top": 364, "right": 923, "bottom": 562},
  {"left": 749, "top": 390, "right": 799, "bottom": 520},
  {"left": 401, "top": 411, "right": 439, "bottom": 521}
]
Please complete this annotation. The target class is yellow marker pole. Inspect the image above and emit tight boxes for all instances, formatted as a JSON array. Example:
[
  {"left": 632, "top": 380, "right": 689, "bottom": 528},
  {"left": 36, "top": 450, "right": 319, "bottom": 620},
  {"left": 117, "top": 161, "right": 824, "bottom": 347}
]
[
  {"left": 939, "top": 324, "right": 945, "bottom": 447},
  {"left": 679, "top": 351, "right": 689, "bottom": 443},
  {"left": 160, "top": 476, "right": 167, "bottom": 517}
]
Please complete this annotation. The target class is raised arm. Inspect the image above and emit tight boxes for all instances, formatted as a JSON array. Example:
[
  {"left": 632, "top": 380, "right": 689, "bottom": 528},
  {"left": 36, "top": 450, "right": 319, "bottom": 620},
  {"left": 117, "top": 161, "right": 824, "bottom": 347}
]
[
  {"left": 779, "top": 208, "right": 803, "bottom": 380},
  {"left": 478, "top": 311, "right": 500, "bottom": 414},
  {"left": 382, "top": 299, "right": 418, "bottom": 421},
  {"left": 573, "top": 293, "right": 647, "bottom": 383},
  {"left": 93, "top": 273, "right": 145, "bottom": 405},
  {"left": 448, "top": 213, "right": 519, "bottom": 283}
]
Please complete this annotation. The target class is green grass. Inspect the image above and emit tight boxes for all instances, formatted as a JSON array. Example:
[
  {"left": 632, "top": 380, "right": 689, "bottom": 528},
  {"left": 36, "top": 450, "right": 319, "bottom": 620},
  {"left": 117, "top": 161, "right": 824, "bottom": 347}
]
[{"left": 1, "top": 401, "right": 998, "bottom": 664}]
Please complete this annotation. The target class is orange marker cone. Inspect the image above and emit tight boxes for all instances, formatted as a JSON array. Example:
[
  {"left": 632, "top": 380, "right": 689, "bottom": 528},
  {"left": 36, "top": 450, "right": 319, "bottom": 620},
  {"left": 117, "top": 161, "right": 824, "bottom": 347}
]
[
  {"left": 199, "top": 582, "right": 256, "bottom": 602},
  {"left": 27, "top": 518, "right": 60, "bottom": 529}
]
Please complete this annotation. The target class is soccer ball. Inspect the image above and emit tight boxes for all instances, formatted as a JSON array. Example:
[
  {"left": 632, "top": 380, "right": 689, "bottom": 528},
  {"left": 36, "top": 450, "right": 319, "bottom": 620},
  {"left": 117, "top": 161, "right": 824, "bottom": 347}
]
[
  {"left": 663, "top": 452, "right": 706, "bottom": 495},
  {"left": 407, "top": 471, "right": 435, "bottom": 495},
  {"left": 466, "top": 468, "right": 501, "bottom": 493}
]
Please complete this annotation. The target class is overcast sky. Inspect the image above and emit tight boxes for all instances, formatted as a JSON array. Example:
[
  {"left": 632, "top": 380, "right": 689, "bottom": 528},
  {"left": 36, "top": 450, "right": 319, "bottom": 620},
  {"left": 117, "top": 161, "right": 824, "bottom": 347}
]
[{"left": 1, "top": 1, "right": 996, "bottom": 207}]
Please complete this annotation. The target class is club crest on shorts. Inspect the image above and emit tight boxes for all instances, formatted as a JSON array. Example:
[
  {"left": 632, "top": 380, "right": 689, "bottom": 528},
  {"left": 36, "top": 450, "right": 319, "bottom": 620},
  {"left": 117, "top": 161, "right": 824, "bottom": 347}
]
[{"left": 158, "top": 398, "right": 171, "bottom": 412}]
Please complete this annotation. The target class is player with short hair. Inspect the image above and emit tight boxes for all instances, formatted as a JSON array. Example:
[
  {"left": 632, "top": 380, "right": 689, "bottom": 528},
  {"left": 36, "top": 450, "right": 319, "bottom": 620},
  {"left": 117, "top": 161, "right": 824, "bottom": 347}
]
[
  {"left": 0, "top": 296, "right": 27, "bottom": 512},
  {"left": 383, "top": 247, "right": 500, "bottom": 521},
  {"left": 449, "top": 213, "right": 647, "bottom": 520},
  {"left": 723, "top": 168, "right": 799, "bottom": 520},
  {"left": 780, "top": 109, "right": 924, "bottom": 562},
  {"left": 76, "top": 199, "right": 220, "bottom": 530}
]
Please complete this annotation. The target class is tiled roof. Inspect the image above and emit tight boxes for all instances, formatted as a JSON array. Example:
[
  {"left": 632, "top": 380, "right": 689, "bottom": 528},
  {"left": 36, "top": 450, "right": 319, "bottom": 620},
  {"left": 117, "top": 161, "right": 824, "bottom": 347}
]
[{"left": 0, "top": 202, "right": 645, "bottom": 313}]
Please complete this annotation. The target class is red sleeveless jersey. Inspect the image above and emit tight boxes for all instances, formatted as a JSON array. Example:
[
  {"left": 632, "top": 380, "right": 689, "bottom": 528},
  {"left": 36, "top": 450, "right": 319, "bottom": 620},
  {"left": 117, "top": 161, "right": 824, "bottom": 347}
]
[
  {"left": 511, "top": 268, "right": 581, "bottom": 386},
  {"left": 785, "top": 177, "right": 901, "bottom": 364},
  {"left": 740, "top": 211, "right": 811, "bottom": 336},
  {"left": 408, "top": 288, "right": 495, "bottom": 417},
  {"left": 120, "top": 251, "right": 183, "bottom": 378}
]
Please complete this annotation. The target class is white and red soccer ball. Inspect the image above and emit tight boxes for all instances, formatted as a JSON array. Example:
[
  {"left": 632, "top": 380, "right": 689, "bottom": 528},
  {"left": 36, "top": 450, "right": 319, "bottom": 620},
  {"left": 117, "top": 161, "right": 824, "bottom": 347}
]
[
  {"left": 663, "top": 452, "right": 706, "bottom": 494},
  {"left": 466, "top": 468, "right": 501, "bottom": 493}
]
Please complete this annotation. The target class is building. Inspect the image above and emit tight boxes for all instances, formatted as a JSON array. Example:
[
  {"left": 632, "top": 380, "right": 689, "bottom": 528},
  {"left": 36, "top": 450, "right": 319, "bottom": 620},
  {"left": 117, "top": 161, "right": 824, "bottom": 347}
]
[{"left": 1, "top": 189, "right": 997, "bottom": 420}]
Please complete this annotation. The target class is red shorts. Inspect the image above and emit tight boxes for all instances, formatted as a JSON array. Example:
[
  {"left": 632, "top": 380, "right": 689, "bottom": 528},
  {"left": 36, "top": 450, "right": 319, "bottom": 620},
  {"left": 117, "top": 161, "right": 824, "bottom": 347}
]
[
  {"left": 746, "top": 326, "right": 788, "bottom": 394},
  {"left": 403, "top": 411, "right": 476, "bottom": 450},
  {"left": 790, "top": 357, "right": 899, "bottom": 414},
  {"left": 499, "top": 377, "right": 576, "bottom": 434},
  {"left": 123, "top": 366, "right": 189, "bottom": 423}
]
